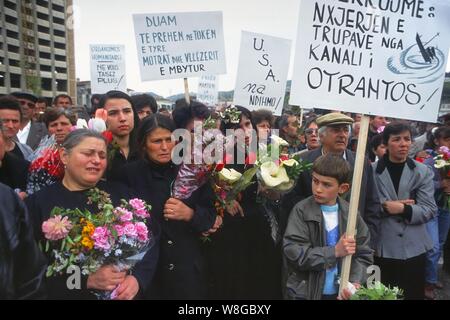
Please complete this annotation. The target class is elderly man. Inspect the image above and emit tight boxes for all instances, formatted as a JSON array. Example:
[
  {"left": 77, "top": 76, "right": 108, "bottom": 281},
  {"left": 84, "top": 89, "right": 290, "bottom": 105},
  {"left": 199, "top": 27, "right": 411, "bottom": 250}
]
[
  {"left": 282, "top": 112, "right": 381, "bottom": 247},
  {"left": 11, "top": 92, "right": 47, "bottom": 150}
]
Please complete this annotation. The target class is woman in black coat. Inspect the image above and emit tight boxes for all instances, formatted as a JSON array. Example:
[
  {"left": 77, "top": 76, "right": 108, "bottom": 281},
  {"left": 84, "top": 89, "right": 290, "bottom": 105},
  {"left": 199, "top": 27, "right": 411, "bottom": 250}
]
[
  {"left": 205, "top": 106, "right": 282, "bottom": 299},
  {"left": 26, "top": 129, "right": 157, "bottom": 300},
  {"left": 116, "top": 114, "right": 217, "bottom": 299}
]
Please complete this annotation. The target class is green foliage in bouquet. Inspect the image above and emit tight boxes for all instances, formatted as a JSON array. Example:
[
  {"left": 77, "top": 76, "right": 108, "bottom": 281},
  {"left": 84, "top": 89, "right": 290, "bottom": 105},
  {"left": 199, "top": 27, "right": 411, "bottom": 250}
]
[{"left": 350, "top": 282, "right": 403, "bottom": 300}]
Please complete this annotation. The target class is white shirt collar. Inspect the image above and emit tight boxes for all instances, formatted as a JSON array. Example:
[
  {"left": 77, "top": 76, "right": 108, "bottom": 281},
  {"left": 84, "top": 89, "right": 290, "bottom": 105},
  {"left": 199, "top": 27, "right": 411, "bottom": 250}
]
[{"left": 17, "top": 121, "right": 31, "bottom": 144}]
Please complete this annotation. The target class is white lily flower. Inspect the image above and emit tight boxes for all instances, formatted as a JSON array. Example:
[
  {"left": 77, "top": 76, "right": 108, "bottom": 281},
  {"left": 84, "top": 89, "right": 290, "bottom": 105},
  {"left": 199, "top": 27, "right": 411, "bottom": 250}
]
[
  {"left": 260, "top": 161, "right": 290, "bottom": 188},
  {"left": 281, "top": 159, "right": 299, "bottom": 167},
  {"left": 435, "top": 159, "right": 446, "bottom": 169},
  {"left": 218, "top": 168, "right": 242, "bottom": 183},
  {"left": 270, "top": 135, "right": 289, "bottom": 147}
]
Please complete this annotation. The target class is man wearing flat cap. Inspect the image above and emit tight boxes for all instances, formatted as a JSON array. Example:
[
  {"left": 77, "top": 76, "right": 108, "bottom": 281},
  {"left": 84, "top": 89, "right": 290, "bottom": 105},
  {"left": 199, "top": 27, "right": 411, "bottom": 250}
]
[
  {"left": 11, "top": 92, "right": 47, "bottom": 150},
  {"left": 282, "top": 112, "right": 381, "bottom": 248}
]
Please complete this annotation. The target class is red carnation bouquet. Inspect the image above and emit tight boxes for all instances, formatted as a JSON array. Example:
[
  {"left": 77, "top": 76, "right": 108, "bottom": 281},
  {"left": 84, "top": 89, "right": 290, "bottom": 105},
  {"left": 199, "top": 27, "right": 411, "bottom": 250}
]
[{"left": 26, "top": 136, "right": 65, "bottom": 195}]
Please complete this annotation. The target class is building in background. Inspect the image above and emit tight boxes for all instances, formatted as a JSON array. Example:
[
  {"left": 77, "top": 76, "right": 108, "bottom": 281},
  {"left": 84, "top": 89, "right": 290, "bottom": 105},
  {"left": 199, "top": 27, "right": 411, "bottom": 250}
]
[{"left": 0, "top": 0, "right": 76, "bottom": 104}]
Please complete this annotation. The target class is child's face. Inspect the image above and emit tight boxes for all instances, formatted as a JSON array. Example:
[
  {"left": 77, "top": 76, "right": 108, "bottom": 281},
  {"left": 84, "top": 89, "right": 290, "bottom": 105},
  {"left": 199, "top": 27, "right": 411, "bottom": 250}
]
[{"left": 312, "top": 172, "right": 349, "bottom": 206}]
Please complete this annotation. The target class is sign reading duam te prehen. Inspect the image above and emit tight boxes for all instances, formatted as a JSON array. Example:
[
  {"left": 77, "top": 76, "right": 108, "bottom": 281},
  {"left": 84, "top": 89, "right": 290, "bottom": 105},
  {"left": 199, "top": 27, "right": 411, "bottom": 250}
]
[
  {"left": 233, "top": 31, "right": 291, "bottom": 116},
  {"left": 90, "top": 44, "right": 127, "bottom": 94},
  {"left": 133, "top": 12, "right": 226, "bottom": 81},
  {"left": 289, "top": 0, "right": 450, "bottom": 122},
  {"left": 197, "top": 75, "right": 219, "bottom": 107}
]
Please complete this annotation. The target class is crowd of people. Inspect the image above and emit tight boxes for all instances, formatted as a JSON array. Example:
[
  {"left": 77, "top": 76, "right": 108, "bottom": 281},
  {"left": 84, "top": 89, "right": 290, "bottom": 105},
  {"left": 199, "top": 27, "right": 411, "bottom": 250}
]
[{"left": 0, "top": 90, "right": 449, "bottom": 300}]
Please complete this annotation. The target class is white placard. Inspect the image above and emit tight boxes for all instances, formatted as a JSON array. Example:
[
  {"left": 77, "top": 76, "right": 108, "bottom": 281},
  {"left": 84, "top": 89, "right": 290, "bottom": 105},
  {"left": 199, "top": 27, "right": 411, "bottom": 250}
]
[
  {"left": 233, "top": 31, "right": 291, "bottom": 116},
  {"left": 133, "top": 11, "right": 226, "bottom": 81},
  {"left": 289, "top": 0, "right": 450, "bottom": 122},
  {"left": 90, "top": 45, "right": 127, "bottom": 94},
  {"left": 197, "top": 75, "right": 219, "bottom": 106}
]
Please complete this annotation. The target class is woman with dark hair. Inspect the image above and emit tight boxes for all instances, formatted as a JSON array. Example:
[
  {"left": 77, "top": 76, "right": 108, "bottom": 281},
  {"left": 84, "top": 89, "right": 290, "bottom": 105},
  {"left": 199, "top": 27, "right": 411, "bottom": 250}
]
[
  {"left": 252, "top": 109, "right": 274, "bottom": 141},
  {"left": 372, "top": 122, "right": 437, "bottom": 300},
  {"left": 206, "top": 105, "right": 282, "bottom": 299},
  {"left": 25, "top": 129, "right": 151, "bottom": 300},
  {"left": 115, "top": 114, "right": 217, "bottom": 299},
  {"left": 99, "top": 91, "right": 140, "bottom": 180}
]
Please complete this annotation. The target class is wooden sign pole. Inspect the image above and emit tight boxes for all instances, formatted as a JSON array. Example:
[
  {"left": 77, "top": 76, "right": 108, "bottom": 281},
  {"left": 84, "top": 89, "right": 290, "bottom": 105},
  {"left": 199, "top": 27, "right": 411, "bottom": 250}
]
[
  {"left": 338, "top": 114, "right": 370, "bottom": 297},
  {"left": 184, "top": 78, "right": 190, "bottom": 105},
  {"left": 299, "top": 107, "right": 304, "bottom": 128}
]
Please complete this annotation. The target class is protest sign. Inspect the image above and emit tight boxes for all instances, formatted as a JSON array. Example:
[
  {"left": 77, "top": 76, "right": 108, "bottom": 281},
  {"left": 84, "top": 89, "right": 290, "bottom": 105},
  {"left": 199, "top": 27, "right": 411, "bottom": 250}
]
[
  {"left": 290, "top": 0, "right": 450, "bottom": 122},
  {"left": 197, "top": 75, "right": 219, "bottom": 106},
  {"left": 90, "top": 44, "right": 127, "bottom": 94},
  {"left": 234, "top": 31, "right": 291, "bottom": 116},
  {"left": 133, "top": 11, "right": 226, "bottom": 81}
]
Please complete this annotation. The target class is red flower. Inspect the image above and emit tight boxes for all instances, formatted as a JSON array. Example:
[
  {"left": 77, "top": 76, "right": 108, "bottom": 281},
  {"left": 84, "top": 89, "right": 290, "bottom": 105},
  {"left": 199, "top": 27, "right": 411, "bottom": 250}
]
[
  {"left": 279, "top": 155, "right": 289, "bottom": 162},
  {"left": 245, "top": 152, "right": 257, "bottom": 165},
  {"left": 102, "top": 131, "right": 113, "bottom": 144},
  {"left": 444, "top": 153, "right": 449, "bottom": 161},
  {"left": 215, "top": 162, "right": 225, "bottom": 172},
  {"left": 415, "top": 156, "right": 425, "bottom": 163}
]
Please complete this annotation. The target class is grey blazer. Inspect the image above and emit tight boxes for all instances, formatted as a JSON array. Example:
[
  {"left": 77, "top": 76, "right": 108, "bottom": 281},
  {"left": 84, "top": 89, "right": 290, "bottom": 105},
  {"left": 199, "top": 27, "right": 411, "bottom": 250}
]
[
  {"left": 372, "top": 157, "right": 436, "bottom": 260},
  {"left": 26, "top": 122, "right": 48, "bottom": 150}
]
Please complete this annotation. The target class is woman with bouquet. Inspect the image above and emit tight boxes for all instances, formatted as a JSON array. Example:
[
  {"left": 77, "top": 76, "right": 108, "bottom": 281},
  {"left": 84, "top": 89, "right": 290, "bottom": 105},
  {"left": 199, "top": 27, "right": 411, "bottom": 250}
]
[
  {"left": 26, "top": 129, "right": 154, "bottom": 300},
  {"left": 116, "top": 113, "right": 218, "bottom": 299},
  {"left": 206, "top": 106, "right": 282, "bottom": 299}
]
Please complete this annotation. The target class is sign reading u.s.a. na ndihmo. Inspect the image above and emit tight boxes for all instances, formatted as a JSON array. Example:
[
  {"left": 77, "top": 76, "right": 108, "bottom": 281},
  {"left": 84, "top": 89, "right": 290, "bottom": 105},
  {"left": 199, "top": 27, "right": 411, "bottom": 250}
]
[
  {"left": 233, "top": 31, "right": 291, "bottom": 116},
  {"left": 133, "top": 12, "right": 226, "bottom": 81},
  {"left": 289, "top": 0, "right": 450, "bottom": 122}
]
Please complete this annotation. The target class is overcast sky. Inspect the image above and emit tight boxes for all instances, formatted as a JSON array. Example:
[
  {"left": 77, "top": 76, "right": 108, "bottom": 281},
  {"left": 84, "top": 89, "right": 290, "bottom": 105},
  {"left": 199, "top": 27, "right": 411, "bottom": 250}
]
[{"left": 73, "top": 0, "right": 450, "bottom": 98}]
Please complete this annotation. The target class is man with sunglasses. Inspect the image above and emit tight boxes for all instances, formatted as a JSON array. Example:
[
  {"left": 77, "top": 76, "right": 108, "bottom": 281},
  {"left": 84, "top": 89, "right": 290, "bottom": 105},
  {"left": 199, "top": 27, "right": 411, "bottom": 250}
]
[
  {"left": 282, "top": 112, "right": 381, "bottom": 248},
  {"left": 11, "top": 92, "right": 47, "bottom": 150}
]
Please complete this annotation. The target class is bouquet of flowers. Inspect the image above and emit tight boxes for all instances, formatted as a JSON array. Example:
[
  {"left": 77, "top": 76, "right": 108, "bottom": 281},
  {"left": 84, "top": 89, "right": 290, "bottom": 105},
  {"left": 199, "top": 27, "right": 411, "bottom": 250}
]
[
  {"left": 172, "top": 106, "right": 242, "bottom": 200},
  {"left": 211, "top": 160, "right": 258, "bottom": 217},
  {"left": 433, "top": 146, "right": 450, "bottom": 208},
  {"left": 434, "top": 146, "right": 450, "bottom": 177},
  {"left": 350, "top": 282, "right": 403, "bottom": 300},
  {"left": 256, "top": 135, "right": 312, "bottom": 194},
  {"left": 41, "top": 188, "right": 152, "bottom": 299},
  {"left": 26, "top": 135, "right": 64, "bottom": 195}
]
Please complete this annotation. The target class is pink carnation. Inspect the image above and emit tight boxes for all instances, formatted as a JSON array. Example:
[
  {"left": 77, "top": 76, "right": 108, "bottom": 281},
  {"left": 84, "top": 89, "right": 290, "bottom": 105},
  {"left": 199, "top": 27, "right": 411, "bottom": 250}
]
[
  {"left": 114, "top": 224, "right": 125, "bottom": 237},
  {"left": 123, "top": 223, "right": 138, "bottom": 238},
  {"left": 135, "top": 222, "right": 149, "bottom": 242},
  {"left": 129, "top": 199, "right": 150, "bottom": 218},
  {"left": 115, "top": 207, "right": 133, "bottom": 222},
  {"left": 42, "top": 215, "right": 73, "bottom": 241},
  {"left": 92, "top": 226, "right": 112, "bottom": 251}
]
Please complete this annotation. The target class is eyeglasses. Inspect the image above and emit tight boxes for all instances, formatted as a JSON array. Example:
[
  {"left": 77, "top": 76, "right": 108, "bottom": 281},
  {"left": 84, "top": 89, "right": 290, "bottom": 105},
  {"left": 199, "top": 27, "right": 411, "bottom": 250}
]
[
  {"left": 18, "top": 99, "right": 35, "bottom": 109},
  {"left": 305, "top": 128, "right": 318, "bottom": 135}
]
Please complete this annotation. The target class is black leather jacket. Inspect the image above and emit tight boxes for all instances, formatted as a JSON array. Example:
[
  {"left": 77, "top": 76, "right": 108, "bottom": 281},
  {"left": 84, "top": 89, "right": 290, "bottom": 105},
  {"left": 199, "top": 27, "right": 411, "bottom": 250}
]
[{"left": 0, "top": 183, "right": 46, "bottom": 299}]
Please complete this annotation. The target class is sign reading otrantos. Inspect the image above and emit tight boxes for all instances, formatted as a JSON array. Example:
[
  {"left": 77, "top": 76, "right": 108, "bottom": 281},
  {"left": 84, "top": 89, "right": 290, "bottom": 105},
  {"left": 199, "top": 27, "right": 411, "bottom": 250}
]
[
  {"left": 133, "top": 11, "right": 227, "bottom": 81},
  {"left": 290, "top": 0, "right": 450, "bottom": 122}
]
